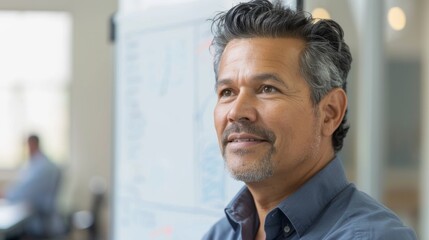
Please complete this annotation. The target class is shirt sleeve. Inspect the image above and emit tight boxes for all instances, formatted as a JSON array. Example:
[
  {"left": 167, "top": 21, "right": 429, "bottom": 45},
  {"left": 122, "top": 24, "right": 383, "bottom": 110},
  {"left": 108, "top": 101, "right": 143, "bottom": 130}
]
[{"left": 5, "top": 161, "right": 55, "bottom": 204}]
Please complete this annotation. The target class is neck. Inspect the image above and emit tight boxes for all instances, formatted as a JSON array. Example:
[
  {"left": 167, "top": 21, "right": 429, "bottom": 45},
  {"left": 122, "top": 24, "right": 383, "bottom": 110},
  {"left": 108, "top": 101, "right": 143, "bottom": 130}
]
[
  {"left": 30, "top": 150, "right": 40, "bottom": 158},
  {"left": 247, "top": 146, "right": 335, "bottom": 238},
  {"left": 247, "top": 177, "right": 297, "bottom": 237}
]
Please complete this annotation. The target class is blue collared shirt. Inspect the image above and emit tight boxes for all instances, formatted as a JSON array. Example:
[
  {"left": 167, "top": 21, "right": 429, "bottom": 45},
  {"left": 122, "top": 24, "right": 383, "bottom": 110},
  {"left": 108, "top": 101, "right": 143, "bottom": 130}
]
[
  {"left": 5, "top": 151, "right": 62, "bottom": 235},
  {"left": 203, "top": 157, "right": 416, "bottom": 240}
]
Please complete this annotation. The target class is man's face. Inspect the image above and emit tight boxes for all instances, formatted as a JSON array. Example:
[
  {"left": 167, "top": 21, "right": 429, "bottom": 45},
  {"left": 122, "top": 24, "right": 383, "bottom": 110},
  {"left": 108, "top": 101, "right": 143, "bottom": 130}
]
[
  {"left": 214, "top": 37, "right": 324, "bottom": 183},
  {"left": 28, "top": 139, "right": 38, "bottom": 156}
]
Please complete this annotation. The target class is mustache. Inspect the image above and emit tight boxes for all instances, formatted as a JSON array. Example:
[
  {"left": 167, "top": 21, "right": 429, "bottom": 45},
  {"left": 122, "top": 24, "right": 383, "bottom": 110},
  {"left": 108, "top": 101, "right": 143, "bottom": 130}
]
[{"left": 221, "top": 121, "right": 276, "bottom": 147}]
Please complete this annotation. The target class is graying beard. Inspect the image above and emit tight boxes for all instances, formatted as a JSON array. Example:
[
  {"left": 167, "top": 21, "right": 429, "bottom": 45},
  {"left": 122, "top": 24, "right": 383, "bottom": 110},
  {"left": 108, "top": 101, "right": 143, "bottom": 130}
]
[{"left": 225, "top": 147, "right": 275, "bottom": 183}]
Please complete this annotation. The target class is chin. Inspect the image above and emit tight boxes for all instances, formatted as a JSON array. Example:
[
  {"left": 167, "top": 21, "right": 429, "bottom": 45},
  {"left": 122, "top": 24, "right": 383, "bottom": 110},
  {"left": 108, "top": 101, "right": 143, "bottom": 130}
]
[{"left": 225, "top": 157, "right": 274, "bottom": 183}]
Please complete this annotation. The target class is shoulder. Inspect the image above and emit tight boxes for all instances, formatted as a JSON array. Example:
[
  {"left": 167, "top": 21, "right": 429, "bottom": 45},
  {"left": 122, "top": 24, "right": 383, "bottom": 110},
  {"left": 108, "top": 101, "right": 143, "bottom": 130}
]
[
  {"left": 31, "top": 155, "right": 61, "bottom": 180},
  {"left": 34, "top": 154, "right": 58, "bottom": 170},
  {"left": 202, "top": 217, "right": 238, "bottom": 240},
  {"left": 324, "top": 186, "right": 417, "bottom": 239}
]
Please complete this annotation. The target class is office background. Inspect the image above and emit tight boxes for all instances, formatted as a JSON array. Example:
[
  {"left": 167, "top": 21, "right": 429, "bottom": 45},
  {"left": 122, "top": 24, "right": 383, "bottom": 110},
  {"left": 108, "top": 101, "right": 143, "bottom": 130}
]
[
  {"left": 0, "top": 0, "right": 428, "bottom": 239},
  {"left": 0, "top": 0, "right": 116, "bottom": 239}
]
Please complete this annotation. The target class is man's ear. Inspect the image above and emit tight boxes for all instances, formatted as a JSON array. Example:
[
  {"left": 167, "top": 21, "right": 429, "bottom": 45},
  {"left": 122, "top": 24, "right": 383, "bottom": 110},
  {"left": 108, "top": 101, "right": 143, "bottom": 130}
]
[{"left": 319, "top": 88, "right": 347, "bottom": 137}]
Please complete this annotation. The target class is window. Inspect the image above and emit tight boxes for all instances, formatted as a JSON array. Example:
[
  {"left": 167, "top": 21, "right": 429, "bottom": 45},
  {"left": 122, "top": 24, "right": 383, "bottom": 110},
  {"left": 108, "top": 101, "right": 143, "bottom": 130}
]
[{"left": 0, "top": 11, "right": 71, "bottom": 169}]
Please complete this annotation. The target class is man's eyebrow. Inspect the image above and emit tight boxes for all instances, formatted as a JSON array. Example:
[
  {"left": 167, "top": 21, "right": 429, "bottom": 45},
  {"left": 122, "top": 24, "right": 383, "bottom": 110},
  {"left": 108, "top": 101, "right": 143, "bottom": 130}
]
[
  {"left": 215, "top": 73, "right": 289, "bottom": 91},
  {"left": 215, "top": 79, "right": 233, "bottom": 91},
  {"left": 251, "top": 73, "right": 288, "bottom": 87}
]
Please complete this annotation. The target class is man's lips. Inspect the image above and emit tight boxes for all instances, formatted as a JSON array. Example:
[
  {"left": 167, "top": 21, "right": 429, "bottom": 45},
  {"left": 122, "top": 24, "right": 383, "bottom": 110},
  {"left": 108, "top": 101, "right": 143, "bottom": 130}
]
[
  {"left": 221, "top": 122, "right": 276, "bottom": 150},
  {"left": 227, "top": 133, "right": 267, "bottom": 143}
]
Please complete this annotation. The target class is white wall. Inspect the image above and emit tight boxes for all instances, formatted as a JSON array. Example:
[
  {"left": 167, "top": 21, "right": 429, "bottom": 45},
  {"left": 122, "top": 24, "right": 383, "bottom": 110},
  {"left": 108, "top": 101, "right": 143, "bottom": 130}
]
[
  {"left": 0, "top": 0, "right": 117, "bottom": 237},
  {"left": 70, "top": 1, "right": 116, "bottom": 238}
]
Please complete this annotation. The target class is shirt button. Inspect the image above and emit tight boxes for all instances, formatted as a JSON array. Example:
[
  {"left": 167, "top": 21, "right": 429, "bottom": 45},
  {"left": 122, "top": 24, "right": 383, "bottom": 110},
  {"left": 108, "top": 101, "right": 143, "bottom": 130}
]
[{"left": 284, "top": 225, "right": 291, "bottom": 233}]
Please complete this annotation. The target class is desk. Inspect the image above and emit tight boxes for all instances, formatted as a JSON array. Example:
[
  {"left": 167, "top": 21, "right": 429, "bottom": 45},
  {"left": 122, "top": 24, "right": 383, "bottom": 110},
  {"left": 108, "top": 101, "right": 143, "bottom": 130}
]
[{"left": 0, "top": 200, "right": 31, "bottom": 240}]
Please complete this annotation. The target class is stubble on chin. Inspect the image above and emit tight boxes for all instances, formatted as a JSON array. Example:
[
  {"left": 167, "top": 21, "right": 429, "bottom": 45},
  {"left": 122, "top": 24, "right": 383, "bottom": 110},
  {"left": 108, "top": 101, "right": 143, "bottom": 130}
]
[{"left": 224, "top": 147, "right": 276, "bottom": 183}]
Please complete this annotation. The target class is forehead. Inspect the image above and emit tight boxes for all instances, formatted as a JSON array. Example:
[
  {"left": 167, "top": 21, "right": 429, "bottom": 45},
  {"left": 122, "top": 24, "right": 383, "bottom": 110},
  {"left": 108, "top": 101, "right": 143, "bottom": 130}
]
[{"left": 218, "top": 37, "right": 305, "bottom": 75}]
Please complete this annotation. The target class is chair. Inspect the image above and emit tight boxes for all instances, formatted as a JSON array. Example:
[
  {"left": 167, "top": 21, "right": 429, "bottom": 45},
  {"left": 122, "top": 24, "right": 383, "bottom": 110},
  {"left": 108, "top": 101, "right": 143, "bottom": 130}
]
[{"left": 71, "top": 177, "right": 106, "bottom": 240}]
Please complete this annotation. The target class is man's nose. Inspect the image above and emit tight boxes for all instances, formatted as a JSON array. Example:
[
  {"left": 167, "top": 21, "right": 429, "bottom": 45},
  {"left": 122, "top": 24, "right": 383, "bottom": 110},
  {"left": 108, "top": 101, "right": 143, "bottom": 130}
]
[{"left": 227, "top": 92, "right": 257, "bottom": 123}]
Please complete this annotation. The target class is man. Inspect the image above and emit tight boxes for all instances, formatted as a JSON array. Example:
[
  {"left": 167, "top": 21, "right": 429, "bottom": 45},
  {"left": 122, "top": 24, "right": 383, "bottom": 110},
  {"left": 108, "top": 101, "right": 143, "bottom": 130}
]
[
  {"left": 4, "top": 135, "right": 62, "bottom": 237},
  {"left": 204, "top": 0, "right": 416, "bottom": 239}
]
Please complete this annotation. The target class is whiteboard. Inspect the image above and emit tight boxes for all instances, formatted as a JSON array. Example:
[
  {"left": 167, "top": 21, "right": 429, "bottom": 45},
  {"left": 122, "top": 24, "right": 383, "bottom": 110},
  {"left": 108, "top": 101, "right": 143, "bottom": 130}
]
[{"left": 113, "top": 1, "right": 243, "bottom": 239}]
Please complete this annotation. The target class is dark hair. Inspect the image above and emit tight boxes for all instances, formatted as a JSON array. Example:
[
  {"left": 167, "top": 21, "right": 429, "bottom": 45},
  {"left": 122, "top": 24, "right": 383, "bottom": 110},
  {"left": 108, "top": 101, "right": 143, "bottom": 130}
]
[
  {"left": 28, "top": 134, "right": 40, "bottom": 146},
  {"left": 210, "top": 0, "right": 352, "bottom": 152}
]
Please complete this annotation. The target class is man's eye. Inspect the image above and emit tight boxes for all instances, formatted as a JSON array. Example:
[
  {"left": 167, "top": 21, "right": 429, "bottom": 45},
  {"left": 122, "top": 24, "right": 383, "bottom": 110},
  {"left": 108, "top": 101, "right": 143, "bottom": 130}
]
[
  {"left": 261, "top": 85, "right": 278, "bottom": 93},
  {"left": 220, "top": 89, "right": 233, "bottom": 98}
]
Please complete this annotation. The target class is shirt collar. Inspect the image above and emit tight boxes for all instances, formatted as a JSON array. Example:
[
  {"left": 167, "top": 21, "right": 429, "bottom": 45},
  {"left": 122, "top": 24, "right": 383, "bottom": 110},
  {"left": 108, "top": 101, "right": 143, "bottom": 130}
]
[
  {"left": 277, "top": 156, "right": 349, "bottom": 237},
  {"left": 225, "top": 186, "right": 256, "bottom": 231},
  {"left": 224, "top": 156, "right": 349, "bottom": 237}
]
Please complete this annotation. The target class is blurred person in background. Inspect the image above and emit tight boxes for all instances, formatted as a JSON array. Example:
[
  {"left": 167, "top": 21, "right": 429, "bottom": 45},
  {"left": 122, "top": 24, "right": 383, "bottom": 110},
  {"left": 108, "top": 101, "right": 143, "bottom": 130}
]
[{"left": 3, "top": 134, "right": 63, "bottom": 239}]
